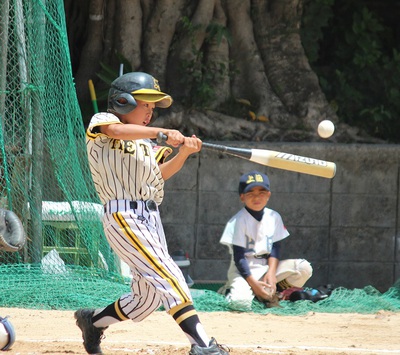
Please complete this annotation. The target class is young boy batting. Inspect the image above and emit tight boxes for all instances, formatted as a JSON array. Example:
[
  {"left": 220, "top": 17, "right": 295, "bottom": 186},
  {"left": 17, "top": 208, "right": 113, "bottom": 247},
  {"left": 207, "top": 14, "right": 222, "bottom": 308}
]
[{"left": 75, "top": 72, "right": 229, "bottom": 355}]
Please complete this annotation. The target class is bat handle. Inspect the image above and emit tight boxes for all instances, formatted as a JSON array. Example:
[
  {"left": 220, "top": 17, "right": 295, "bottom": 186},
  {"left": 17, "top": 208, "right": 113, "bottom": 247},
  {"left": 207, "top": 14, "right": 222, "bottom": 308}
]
[
  {"left": 157, "top": 131, "right": 227, "bottom": 153},
  {"left": 157, "top": 132, "right": 168, "bottom": 144}
]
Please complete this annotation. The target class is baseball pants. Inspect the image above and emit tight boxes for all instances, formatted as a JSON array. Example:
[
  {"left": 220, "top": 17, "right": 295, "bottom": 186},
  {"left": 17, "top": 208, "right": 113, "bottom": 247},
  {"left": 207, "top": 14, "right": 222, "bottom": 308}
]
[{"left": 102, "top": 199, "right": 192, "bottom": 322}]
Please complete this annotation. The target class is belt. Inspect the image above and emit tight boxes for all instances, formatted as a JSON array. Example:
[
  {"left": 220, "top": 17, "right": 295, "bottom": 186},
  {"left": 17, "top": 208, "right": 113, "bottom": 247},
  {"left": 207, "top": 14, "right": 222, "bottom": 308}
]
[
  {"left": 254, "top": 254, "right": 270, "bottom": 259},
  {"left": 104, "top": 200, "right": 158, "bottom": 213}
]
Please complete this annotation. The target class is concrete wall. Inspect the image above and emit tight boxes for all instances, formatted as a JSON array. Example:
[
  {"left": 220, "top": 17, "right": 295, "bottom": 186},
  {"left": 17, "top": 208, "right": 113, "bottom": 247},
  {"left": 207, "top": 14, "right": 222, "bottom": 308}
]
[{"left": 160, "top": 143, "right": 400, "bottom": 293}]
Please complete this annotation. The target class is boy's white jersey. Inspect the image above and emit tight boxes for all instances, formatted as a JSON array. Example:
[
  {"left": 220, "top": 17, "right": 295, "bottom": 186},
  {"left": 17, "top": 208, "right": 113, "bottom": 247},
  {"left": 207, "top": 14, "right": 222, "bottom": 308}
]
[{"left": 220, "top": 207, "right": 289, "bottom": 256}]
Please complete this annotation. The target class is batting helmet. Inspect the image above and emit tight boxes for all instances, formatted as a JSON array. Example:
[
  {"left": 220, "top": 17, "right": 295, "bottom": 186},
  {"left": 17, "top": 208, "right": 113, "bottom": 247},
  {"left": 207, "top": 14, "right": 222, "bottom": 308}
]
[
  {"left": 108, "top": 72, "right": 173, "bottom": 115},
  {"left": 0, "top": 316, "right": 15, "bottom": 351}
]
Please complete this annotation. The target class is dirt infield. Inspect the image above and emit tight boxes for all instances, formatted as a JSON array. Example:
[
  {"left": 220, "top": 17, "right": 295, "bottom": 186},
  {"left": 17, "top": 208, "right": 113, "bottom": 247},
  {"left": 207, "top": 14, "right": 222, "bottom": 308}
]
[{"left": 1, "top": 307, "right": 399, "bottom": 354}]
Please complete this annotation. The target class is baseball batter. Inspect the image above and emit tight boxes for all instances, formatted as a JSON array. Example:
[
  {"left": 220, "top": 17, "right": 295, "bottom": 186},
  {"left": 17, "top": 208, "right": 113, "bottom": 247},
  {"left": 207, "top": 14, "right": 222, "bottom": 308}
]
[
  {"left": 75, "top": 72, "right": 229, "bottom": 355},
  {"left": 218, "top": 171, "right": 313, "bottom": 311}
]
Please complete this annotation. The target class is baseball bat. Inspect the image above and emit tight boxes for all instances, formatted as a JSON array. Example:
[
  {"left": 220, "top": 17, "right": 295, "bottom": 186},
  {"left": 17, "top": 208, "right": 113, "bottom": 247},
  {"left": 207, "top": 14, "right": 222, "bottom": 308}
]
[{"left": 156, "top": 132, "right": 336, "bottom": 179}]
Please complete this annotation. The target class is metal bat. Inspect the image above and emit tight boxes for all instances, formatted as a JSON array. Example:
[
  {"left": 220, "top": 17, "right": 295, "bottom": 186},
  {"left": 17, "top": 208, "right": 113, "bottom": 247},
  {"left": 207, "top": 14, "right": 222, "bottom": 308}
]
[{"left": 156, "top": 132, "right": 336, "bottom": 179}]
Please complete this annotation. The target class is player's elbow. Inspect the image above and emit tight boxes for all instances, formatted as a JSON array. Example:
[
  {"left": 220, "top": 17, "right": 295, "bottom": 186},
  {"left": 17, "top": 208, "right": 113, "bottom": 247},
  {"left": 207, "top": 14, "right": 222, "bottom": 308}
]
[{"left": 101, "top": 123, "right": 124, "bottom": 138}]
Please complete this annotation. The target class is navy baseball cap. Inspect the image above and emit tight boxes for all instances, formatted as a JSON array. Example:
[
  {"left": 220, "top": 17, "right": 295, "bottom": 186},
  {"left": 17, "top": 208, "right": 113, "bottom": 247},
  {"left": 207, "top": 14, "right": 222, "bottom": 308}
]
[{"left": 238, "top": 171, "right": 270, "bottom": 194}]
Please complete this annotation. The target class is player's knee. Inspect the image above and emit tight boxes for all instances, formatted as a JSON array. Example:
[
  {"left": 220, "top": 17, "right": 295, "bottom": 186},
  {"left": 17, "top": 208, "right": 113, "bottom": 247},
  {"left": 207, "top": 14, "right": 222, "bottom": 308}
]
[
  {"left": 226, "top": 292, "right": 252, "bottom": 312},
  {"left": 227, "top": 298, "right": 252, "bottom": 312},
  {"left": 283, "top": 259, "right": 313, "bottom": 288},
  {"left": 298, "top": 259, "right": 313, "bottom": 277}
]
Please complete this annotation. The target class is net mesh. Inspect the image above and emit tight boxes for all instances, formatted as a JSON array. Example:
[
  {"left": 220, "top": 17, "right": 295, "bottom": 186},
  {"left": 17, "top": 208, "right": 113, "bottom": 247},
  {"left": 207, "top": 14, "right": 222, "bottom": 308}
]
[
  {"left": 0, "top": 0, "right": 399, "bottom": 316},
  {"left": 0, "top": 0, "right": 124, "bottom": 304},
  {"left": 189, "top": 284, "right": 400, "bottom": 315}
]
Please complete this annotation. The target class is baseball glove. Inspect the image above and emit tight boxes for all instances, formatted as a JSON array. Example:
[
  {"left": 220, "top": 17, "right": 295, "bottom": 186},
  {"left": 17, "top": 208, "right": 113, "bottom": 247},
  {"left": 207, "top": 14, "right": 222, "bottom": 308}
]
[
  {"left": 0, "top": 208, "right": 26, "bottom": 252},
  {"left": 263, "top": 293, "right": 282, "bottom": 308},
  {"left": 257, "top": 289, "right": 282, "bottom": 308}
]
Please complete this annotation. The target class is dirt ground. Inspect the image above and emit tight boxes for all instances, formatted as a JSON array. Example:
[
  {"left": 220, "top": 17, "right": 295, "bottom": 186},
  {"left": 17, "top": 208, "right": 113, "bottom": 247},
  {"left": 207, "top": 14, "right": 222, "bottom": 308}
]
[{"left": 1, "top": 307, "right": 399, "bottom": 355}]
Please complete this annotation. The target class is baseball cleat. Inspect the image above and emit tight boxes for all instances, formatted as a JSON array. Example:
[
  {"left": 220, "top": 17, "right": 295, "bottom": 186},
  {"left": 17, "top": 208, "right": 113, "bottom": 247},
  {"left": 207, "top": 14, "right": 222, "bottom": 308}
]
[
  {"left": 74, "top": 308, "right": 108, "bottom": 354},
  {"left": 189, "top": 337, "right": 230, "bottom": 354}
]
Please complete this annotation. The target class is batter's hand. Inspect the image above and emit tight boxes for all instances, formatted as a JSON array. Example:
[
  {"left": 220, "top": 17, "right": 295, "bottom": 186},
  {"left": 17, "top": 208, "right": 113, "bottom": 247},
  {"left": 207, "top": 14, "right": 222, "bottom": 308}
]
[
  {"left": 164, "top": 130, "right": 185, "bottom": 148},
  {"left": 179, "top": 135, "right": 202, "bottom": 156}
]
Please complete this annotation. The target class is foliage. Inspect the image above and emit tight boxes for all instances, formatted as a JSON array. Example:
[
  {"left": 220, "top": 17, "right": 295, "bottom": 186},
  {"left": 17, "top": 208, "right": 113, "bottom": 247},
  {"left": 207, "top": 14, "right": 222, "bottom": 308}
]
[
  {"left": 302, "top": 0, "right": 400, "bottom": 142},
  {"left": 79, "top": 52, "right": 133, "bottom": 124},
  {"left": 301, "top": 0, "right": 335, "bottom": 64},
  {"left": 85, "top": 52, "right": 133, "bottom": 116},
  {"left": 97, "top": 53, "right": 132, "bottom": 97}
]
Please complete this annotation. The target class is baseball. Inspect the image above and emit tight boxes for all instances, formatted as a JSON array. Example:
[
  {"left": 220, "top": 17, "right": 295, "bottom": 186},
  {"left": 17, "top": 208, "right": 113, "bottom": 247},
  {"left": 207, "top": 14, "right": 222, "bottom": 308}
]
[
  {"left": 318, "top": 120, "right": 335, "bottom": 138},
  {"left": 263, "top": 286, "right": 274, "bottom": 297}
]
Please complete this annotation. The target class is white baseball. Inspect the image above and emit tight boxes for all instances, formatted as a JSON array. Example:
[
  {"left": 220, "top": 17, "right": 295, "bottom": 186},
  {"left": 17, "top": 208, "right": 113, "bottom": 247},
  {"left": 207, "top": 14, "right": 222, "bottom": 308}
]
[
  {"left": 318, "top": 120, "right": 335, "bottom": 138},
  {"left": 263, "top": 286, "right": 274, "bottom": 297}
]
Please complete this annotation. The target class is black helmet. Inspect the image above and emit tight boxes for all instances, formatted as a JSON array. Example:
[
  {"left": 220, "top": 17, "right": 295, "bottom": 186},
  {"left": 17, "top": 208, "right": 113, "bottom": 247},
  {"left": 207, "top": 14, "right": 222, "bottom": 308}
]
[{"left": 108, "top": 72, "right": 173, "bottom": 115}]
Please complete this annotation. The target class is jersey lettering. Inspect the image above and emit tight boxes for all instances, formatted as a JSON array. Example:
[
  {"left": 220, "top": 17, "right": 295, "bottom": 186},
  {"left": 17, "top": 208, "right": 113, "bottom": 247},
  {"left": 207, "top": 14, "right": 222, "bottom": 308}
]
[
  {"left": 110, "top": 140, "right": 152, "bottom": 158},
  {"left": 125, "top": 141, "right": 135, "bottom": 153},
  {"left": 111, "top": 139, "right": 123, "bottom": 150},
  {"left": 139, "top": 143, "right": 151, "bottom": 157},
  {"left": 266, "top": 235, "right": 273, "bottom": 253},
  {"left": 245, "top": 234, "right": 255, "bottom": 252}
]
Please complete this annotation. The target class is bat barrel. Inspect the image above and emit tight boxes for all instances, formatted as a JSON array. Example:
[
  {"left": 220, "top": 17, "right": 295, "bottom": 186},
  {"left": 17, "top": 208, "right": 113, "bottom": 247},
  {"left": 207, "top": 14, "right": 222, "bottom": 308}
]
[
  {"left": 251, "top": 149, "right": 336, "bottom": 178},
  {"left": 156, "top": 132, "right": 336, "bottom": 179}
]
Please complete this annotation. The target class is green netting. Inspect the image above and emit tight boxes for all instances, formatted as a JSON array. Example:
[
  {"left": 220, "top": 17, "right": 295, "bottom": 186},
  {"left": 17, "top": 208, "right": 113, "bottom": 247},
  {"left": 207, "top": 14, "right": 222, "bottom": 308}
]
[
  {"left": 1, "top": 260, "right": 399, "bottom": 315},
  {"left": 189, "top": 283, "right": 400, "bottom": 315},
  {"left": 0, "top": 264, "right": 130, "bottom": 310},
  {"left": 1, "top": 0, "right": 399, "bottom": 316},
  {"left": 0, "top": 0, "right": 123, "bottom": 305}
]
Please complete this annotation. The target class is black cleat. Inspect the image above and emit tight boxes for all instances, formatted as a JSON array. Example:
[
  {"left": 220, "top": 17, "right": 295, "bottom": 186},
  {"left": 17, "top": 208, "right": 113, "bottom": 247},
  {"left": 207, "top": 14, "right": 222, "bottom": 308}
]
[
  {"left": 189, "top": 338, "right": 230, "bottom": 354},
  {"left": 74, "top": 308, "right": 108, "bottom": 354}
]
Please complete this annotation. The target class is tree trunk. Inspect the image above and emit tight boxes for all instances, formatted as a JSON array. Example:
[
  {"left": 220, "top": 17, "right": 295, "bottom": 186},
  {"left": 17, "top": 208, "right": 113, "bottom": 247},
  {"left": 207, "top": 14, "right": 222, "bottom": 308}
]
[
  {"left": 114, "top": 0, "right": 142, "bottom": 71},
  {"left": 142, "top": 0, "right": 186, "bottom": 87},
  {"left": 225, "top": 0, "right": 288, "bottom": 126},
  {"left": 67, "top": 0, "right": 340, "bottom": 141},
  {"left": 74, "top": 0, "right": 105, "bottom": 106},
  {"left": 253, "top": 0, "right": 335, "bottom": 131},
  {"left": 204, "top": 0, "right": 230, "bottom": 109}
]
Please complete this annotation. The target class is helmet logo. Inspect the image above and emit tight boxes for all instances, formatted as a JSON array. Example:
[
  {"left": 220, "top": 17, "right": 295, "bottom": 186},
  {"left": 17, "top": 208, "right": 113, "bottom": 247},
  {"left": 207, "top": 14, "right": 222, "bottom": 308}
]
[{"left": 153, "top": 78, "right": 161, "bottom": 91}]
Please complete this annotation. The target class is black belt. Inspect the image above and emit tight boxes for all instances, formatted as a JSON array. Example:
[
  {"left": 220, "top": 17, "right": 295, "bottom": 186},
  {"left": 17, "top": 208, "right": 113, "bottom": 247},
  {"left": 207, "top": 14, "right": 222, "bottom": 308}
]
[
  {"left": 254, "top": 254, "right": 270, "bottom": 259},
  {"left": 104, "top": 200, "right": 157, "bottom": 213},
  {"left": 134, "top": 200, "right": 158, "bottom": 212}
]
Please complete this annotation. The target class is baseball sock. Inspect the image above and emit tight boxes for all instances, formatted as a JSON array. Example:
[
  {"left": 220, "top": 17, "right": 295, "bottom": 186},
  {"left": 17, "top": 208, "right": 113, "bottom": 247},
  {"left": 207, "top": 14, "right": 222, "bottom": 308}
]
[
  {"left": 92, "top": 300, "right": 129, "bottom": 327},
  {"left": 170, "top": 303, "right": 209, "bottom": 347}
]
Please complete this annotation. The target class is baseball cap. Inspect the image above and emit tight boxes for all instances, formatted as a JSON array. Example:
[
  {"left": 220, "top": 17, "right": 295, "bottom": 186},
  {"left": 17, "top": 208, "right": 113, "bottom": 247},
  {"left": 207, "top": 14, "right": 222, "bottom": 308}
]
[{"left": 238, "top": 171, "right": 270, "bottom": 194}]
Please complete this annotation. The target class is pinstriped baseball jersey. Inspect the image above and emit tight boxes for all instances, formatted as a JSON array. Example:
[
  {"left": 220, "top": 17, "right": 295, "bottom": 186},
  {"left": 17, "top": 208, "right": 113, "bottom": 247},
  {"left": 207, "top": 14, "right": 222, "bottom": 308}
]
[
  {"left": 85, "top": 111, "right": 192, "bottom": 315},
  {"left": 86, "top": 112, "right": 165, "bottom": 205}
]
